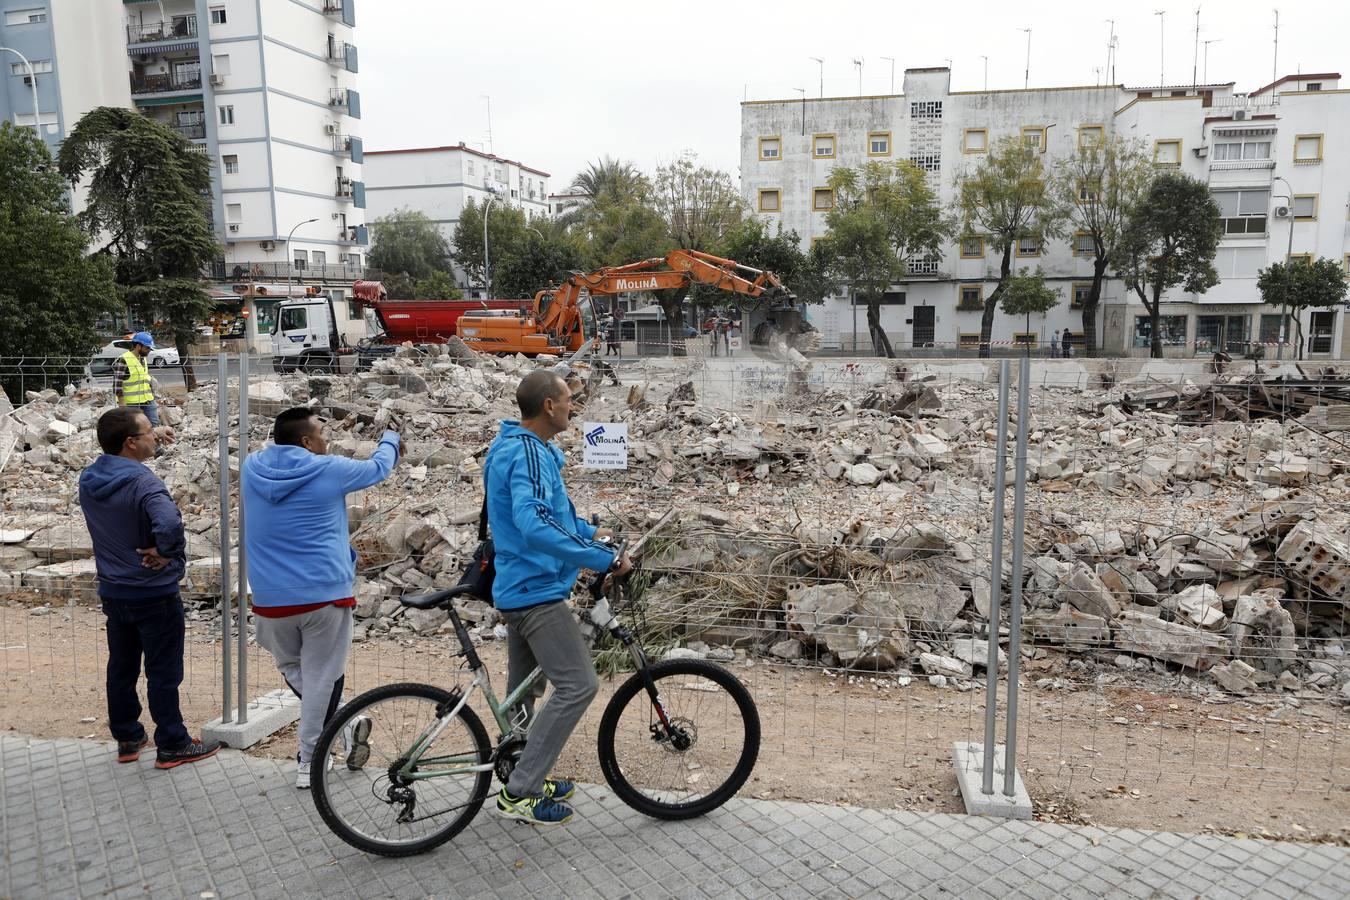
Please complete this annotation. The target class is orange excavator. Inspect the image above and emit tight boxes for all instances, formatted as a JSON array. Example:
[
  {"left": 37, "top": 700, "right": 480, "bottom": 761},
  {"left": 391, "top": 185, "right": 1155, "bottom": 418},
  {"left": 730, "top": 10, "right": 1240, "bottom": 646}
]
[{"left": 454, "top": 249, "right": 802, "bottom": 356}]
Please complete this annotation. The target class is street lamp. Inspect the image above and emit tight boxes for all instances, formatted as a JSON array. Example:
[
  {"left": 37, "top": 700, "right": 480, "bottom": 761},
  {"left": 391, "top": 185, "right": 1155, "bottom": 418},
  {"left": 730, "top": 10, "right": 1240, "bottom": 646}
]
[
  {"left": 810, "top": 56, "right": 824, "bottom": 98},
  {"left": 286, "top": 218, "right": 320, "bottom": 297},
  {"left": 1272, "top": 175, "right": 1295, "bottom": 359},
  {"left": 0, "top": 47, "right": 40, "bottom": 129},
  {"left": 482, "top": 189, "right": 501, "bottom": 298}
]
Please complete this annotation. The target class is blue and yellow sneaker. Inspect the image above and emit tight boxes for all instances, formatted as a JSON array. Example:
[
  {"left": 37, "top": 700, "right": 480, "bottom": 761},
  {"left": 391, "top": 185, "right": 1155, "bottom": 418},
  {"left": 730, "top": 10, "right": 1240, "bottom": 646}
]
[
  {"left": 543, "top": 778, "right": 575, "bottom": 801},
  {"left": 496, "top": 787, "right": 574, "bottom": 826}
]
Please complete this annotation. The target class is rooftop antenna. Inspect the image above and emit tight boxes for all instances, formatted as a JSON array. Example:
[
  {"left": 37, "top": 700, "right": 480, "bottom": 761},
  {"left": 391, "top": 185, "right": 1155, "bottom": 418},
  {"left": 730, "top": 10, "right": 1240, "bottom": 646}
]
[
  {"left": 881, "top": 56, "right": 896, "bottom": 94},
  {"left": 1191, "top": 6, "right": 1201, "bottom": 90},
  {"left": 1020, "top": 28, "right": 1031, "bottom": 88},
  {"left": 1202, "top": 38, "right": 1220, "bottom": 83},
  {"left": 981, "top": 54, "right": 989, "bottom": 90},
  {"left": 1155, "top": 10, "right": 1166, "bottom": 86},
  {"left": 1272, "top": 9, "right": 1279, "bottom": 83},
  {"left": 480, "top": 94, "right": 493, "bottom": 154},
  {"left": 810, "top": 56, "right": 824, "bottom": 98},
  {"left": 852, "top": 57, "right": 864, "bottom": 96},
  {"left": 1105, "top": 19, "right": 1116, "bottom": 84}
]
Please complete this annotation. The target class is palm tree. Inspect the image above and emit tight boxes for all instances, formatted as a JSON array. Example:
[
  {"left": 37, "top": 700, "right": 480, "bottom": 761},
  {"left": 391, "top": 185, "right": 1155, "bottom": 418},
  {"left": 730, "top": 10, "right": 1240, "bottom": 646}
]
[{"left": 559, "top": 156, "right": 648, "bottom": 231}]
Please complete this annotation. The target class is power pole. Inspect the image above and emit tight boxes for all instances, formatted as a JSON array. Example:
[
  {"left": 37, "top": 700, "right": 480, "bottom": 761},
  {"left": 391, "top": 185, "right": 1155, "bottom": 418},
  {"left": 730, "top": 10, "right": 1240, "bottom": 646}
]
[
  {"left": 1021, "top": 28, "right": 1031, "bottom": 88},
  {"left": 981, "top": 55, "right": 989, "bottom": 91},
  {"left": 1105, "top": 19, "right": 1116, "bottom": 83},
  {"left": 881, "top": 56, "right": 896, "bottom": 94},
  {"left": 1272, "top": 9, "right": 1280, "bottom": 83},
  {"left": 1191, "top": 6, "right": 1201, "bottom": 90},
  {"left": 481, "top": 94, "right": 494, "bottom": 154},
  {"left": 1155, "top": 10, "right": 1166, "bottom": 85},
  {"left": 1202, "top": 38, "right": 1220, "bottom": 83},
  {"left": 853, "top": 57, "right": 864, "bottom": 96},
  {"left": 810, "top": 56, "right": 824, "bottom": 98}
]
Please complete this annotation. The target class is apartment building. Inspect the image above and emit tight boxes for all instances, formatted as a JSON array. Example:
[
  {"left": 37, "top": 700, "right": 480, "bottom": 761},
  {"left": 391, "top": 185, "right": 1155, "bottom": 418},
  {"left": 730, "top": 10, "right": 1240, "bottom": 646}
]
[
  {"left": 741, "top": 68, "right": 1350, "bottom": 358},
  {"left": 363, "top": 143, "right": 551, "bottom": 299}
]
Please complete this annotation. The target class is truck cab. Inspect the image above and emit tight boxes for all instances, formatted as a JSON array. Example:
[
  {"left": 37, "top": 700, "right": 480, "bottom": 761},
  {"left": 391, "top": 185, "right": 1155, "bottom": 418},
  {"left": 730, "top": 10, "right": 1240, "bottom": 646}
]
[{"left": 271, "top": 296, "right": 339, "bottom": 373}]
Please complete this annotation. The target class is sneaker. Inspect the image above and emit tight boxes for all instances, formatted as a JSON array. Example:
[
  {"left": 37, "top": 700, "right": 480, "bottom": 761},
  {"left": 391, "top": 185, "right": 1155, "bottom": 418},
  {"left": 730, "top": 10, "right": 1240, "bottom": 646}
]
[
  {"left": 496, "top": 787, "right": 574, "bottom": 826},
  {"left": 117, "top": 737, "right": 149, "bottom": 763},
  {"left": 154, "top": 738, "right": 220, "bottom": 770},
  {"left": 296, "top": 753, "right": 334, "bottom": 790},
  {"left": 543, "top": 778, "right": 575, "bottom": 801},
  {"left": 343, "top": 715, "right": 372, "bottom": 771}
]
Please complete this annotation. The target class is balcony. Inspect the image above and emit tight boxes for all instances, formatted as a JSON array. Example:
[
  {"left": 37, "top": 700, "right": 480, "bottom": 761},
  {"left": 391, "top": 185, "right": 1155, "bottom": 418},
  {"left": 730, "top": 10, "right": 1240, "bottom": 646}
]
[
  {"left": 326, "top": 41, "right": 358, "bottom": 73},
  {"left": 336, "top": 225, "right": 369, "bottom": 245},
  {"left": 329, "top": 88, "right": 349, "bottom": 109},
  {"left": 209, "top": 260, "right": 367, "bottom": 283},
  {"left": 130, "top": 73, "right": 203, "bottom": 96},
  {"left": 171, "top": 122, "right": 206, "bottom": 141},
  {"left": 126, "top": 17, "right": 198, "bottom": 45},
  {"left": 335, "top": 177, "right": 354, "bottom": 199}
]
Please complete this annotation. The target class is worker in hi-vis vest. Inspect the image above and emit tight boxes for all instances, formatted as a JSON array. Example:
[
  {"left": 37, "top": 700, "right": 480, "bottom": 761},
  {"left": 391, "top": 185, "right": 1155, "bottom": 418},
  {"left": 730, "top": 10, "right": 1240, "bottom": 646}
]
[{"left": 114, "top": 333, "right": 160, "bottom": 426}]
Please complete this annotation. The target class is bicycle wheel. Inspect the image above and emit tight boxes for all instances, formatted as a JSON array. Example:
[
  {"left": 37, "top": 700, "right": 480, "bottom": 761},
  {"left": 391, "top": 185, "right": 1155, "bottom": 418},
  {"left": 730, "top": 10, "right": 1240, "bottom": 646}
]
[
  {"left": 597, "top": 658, "right": 760, "bottom": 819},
  {"left": 311, "top": 682, "right": 492, "bottom": 857}
]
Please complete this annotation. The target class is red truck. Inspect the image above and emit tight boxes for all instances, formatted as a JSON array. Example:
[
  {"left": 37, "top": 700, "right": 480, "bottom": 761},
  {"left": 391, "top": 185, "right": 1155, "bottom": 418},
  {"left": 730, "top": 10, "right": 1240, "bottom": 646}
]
[{"left": 351, "top": 280, "right": 525, "bottom": 345}]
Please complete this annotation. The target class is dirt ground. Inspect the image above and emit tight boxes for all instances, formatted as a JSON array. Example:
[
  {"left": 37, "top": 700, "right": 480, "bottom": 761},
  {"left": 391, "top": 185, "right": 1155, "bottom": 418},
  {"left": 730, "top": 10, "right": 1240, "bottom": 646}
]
[{"left": 3, "top": 599, "right": 1347, "bottom": 845}]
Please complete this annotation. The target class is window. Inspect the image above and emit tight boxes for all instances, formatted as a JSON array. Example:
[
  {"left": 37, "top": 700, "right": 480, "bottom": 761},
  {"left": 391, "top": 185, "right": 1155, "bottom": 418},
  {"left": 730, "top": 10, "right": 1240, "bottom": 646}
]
[
  {"left": 1016, "top": 237, "right": 1041, "bottom": 257},
  {"left": 1134, "top": 314, "right": 1188, "bottom": 348},
  {"left": 1078, "top": 125, "right": 1104, "bottom": 148},
  {"left": 909, "top": 153, "right": 941, "bottom": 173},
  {"left": 311, "top": 251, "right": 327, "bottom": 266},
  {"left": 210, "top": 6, "right": 226, "bottom": 24},
  {"left": 757, "top": 189, "right": 780, "bottom": 212},
  {"left": 758, "top": 136, "right": 781, "bottom": 161},
  {"left": 1259, "top": 313, "right": 1286, "bottom": 344},
  {"left": 218, "top": 105, "right": 234, "bottom": 125},
  {"left": 212, "top": 54, "right": 231, "bottom": 76},
  {"left": 1014, "top": 333, "right": 1038, "bottom": 347},
  {"left": 1072, "top": 233, "right": 1096, "bottom": 257},
  {"left": 812, "top": 188, "right": 834, "bottom": 211},
  {"left": 466, "top": 159, "right": 475, "bottom": 176},
  {"left": 1214, "top": 189, "right": 1269, "bottom": 235},
  {"left": 1021, "top": 126, "right": 1046, "bottom": 151},
  {"left": 958, "top": 333, "right": 983, "bottom": 348},
  {"left": 225, "top": 202, "right": 242, "bottom": 223},
  {"left": 347, "top": 253, "right": 361, "bottom": 268},
  {"left": 1288, "top": 253, "right": 1313, "bottom": 265},
  {"left": 908, "top": 255, "right": 940, "bottom": 275},
  {"left": 292, "top": 249, "right": 309, "bottom": 269},
  {"left": 910, "top": 100, "right": 942, "bottom": 120},
  {"left": 960, "top": 236, "right": 984, "bottom": 259},
  {"left": 1294, "top": 134, "right": 1323, "bottom": 163},
  {"left": 1212, "top": 137, "right": 1271, "bottom": 161},
  {"left": 1078, "top": 180, "right": 1100, "bottom": 203},
  {"left": 1293, "top": 195, "right": 1318, "bottom": 220},
  {"left": 963, "top": 129, "right": 988, "bottom": 154},
  {"left": 812, "top": 133, "right": 835, "bottom": 158},
  {"left": 1071, "top": 283, "right": 1092, "bottom": 309},
  {"left": 1153, "top": 139, "right": 1181, "bottom": 166},
  {"left": 222, "top": 154, "right": 239, "bottom": 174},
  {"left": 494, "top": 165, "right": 504, "bottom": 181},
  {"left": 10, "top": 59, "right": 51, "bottom": 75},
  {"left": 958, "top": 284, "right": 984, "bottom": 310},
  {"left": 278, "top": 306, "right": 308, "bottom": 333},
  {"left": 867, "top": 131, "right": 891, "bottom": 157},
  {"left": 4, "top": 8, "right": 46, "bottom": 26},
  {"left": 1307, "top": 82, "right": 1323, "bottom": 92}
]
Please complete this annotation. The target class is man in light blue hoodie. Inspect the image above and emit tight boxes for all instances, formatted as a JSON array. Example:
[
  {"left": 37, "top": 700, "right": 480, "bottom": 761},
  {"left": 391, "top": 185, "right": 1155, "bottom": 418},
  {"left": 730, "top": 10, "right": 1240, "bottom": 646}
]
[{"left": 242, "top": 406, "right": 401, "bottom": 788}]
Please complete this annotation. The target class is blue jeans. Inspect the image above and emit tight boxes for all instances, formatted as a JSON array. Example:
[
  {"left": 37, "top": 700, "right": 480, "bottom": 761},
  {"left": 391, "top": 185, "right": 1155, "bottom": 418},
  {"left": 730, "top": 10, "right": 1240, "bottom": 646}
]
[
  {"left": 128, "top": 400, "right": 159, "bottom": 426},
  {"left": 102, "top": 594, "right": 190, "bottom": 751}
]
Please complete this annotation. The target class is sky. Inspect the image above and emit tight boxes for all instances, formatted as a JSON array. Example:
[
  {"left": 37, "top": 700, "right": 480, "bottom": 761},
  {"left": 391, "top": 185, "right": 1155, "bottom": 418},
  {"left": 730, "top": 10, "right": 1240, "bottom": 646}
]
[{"left": 358, "top": 0, "right": 1348, "bottom": 192}]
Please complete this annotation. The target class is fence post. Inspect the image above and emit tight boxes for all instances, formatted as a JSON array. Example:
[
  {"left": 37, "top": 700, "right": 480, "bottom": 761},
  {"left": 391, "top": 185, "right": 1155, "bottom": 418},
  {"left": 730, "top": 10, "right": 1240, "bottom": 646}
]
[
  {"left": 980, "top": 358, "right": 1012, "bottom": 794},
  {"left": 236, "top": 351, "right": 249, "bottom": 723},
  {"left": 1003, "top": 356, "right": 1032, "bottom": 797},
  {"left": 217, "top": 352, "right": 233, "bottom": 724}
]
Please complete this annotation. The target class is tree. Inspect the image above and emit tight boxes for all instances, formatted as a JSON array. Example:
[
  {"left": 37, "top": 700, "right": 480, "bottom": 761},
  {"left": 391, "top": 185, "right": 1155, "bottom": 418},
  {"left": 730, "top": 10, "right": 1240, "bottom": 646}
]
[
  {"left": 998, "top": 267, "right": 1061, "bottom": 355},
  {"left": 0, "top": 123, "right": 120, "bottom": 399},
  {"left": 1115, "top": 171, "right": 1222, "bottom": 358},
  {"left": 412, "top": 271, "right": 463, "bottom": 300},
  {"left": 1257, "top": 257, "right": 1348, "bottom": 359},
  {"left": 493, "top": 228, "right": 587, "bottom": 301},
  {"left": 561, "top": 156, "right": 647, "bottom": 229},
  {"left": 451, "top": 198, "right": 527, "bottom": 295},
  {"left": 652, "top": 152, "right": 744, "bottom": 252},
  {"left": 57, "top": 107, "right": 217, "bottom": 386},
  {"left": 1050, "top": 136, "right": 1154, "bottom": 355},
  {"left": 822, "top": 160, "right": 952, "bottom": 357},
  {"left": 715, "top": 217, "right": 832, "bottom": 305},
  {"left": 368, "top": 209, "right": 452, "bottom": 280},
  {"left": 956, "top": 137, "right": 1062, "bottom": 357}
]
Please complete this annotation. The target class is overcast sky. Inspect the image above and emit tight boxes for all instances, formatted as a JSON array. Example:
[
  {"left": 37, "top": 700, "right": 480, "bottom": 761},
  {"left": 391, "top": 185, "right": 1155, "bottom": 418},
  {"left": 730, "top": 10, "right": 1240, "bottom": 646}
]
[{"left": 359, "top": 0, "right": 1347, "bottom": 191}]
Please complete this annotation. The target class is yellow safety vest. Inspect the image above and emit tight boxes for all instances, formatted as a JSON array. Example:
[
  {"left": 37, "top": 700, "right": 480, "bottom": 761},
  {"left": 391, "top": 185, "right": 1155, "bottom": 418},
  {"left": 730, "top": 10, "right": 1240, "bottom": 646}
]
[{"left": 119, "top": 350, "right": 154, "bottom": 404}]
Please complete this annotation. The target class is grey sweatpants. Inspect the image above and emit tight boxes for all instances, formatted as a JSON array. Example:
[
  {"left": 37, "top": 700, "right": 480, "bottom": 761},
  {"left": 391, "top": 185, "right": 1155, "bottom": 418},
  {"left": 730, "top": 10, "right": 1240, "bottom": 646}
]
[
  {"left": 255, "top": 604, "right": 352, "bottom": 763},
  {"left": 501, "top": 600, "right": 599, "bottom": 798}
]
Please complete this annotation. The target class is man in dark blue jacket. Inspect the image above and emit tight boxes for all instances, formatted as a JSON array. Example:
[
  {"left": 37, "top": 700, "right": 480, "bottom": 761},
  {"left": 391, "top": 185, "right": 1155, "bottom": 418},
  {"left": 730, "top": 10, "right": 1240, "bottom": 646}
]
[{"left": 78, "top": 408, "right": 219, "bottom": 769}]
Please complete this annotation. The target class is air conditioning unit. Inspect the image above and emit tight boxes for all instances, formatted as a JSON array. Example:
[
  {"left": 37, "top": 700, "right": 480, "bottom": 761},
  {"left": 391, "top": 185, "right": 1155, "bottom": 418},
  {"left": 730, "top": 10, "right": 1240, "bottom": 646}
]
[
  {"left": 22, "top": 75, "right": 33, "bottom": 86},
  {"left": 259, "top": 240, "right": 275, "bottom": 251},
  {"left": 228, "top": 223, "right": 240, "bottom": 232},
  {"left": 209, "top": 73, "right": 225, "bottom": 86},
  {"left": 1232, "top": 109, "right": 1248, "bottom": 121},
  {"left": 1193, "top": 145, "right": 1209, "bottom": 158},
  {"left": 324, "top": 123, "right": 339, "bottom": 135},
  {"left": 1273, "top": 205, "right": 1291, "bottom": 219}
]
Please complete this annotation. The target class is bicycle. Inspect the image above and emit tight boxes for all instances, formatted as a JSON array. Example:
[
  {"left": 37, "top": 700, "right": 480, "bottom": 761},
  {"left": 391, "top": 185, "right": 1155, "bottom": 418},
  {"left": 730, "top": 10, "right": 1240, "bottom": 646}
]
[{"left": 309, "top": 539, "right": 762, "bottom": 857}]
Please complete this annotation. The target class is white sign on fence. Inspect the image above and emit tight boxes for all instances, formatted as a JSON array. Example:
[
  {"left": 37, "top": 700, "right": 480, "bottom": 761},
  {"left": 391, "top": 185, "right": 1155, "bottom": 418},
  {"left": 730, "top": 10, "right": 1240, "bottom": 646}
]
[
  {"left": 581, "top": 422, "right": 629, "bottom": 469},
  {"left": 728, "top": 337, "right": 743, "bottom": 351}
]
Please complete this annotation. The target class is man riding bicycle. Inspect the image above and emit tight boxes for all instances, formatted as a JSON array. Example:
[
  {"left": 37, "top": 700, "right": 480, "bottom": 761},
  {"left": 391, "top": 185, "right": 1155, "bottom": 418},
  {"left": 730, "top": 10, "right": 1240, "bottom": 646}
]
[{"left": 485, "top": 369, "right": 632, "bottom": 825}]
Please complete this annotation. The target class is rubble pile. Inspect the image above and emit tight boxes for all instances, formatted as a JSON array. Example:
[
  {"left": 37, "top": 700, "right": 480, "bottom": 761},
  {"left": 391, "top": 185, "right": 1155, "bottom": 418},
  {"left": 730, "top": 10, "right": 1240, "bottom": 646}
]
[{"left": 1, "top": 348, "right": 1349, "bottom": 700}]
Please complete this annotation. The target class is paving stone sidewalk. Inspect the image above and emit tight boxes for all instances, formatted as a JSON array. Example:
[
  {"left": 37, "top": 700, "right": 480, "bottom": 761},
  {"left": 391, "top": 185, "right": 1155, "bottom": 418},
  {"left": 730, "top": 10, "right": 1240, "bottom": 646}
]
[{"left": 2, "top": 733, "right": 1347, "bottom": 899}]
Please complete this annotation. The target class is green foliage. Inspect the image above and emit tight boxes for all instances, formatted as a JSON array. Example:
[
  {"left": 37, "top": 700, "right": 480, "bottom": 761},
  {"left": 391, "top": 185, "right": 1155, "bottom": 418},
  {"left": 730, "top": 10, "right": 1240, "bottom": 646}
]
[
  {"left": 1115, "top": 171, "right": 1222, "bottom": 357},
  {"left": 368, "top": 208, "right": 452, "bottom": 280},
  {"left": 383, "top": 271, "right": 416, "bottom": 300},
  {"left": 452, "top": 198, "right": 529, "bottom": 293},
  {"left": 1257, "top": 257, "right": 1349, "bottom": 311},
  {"left": 652, "top": 151, "right": 744, "bottom": 251},
  {"left": 57, "top": 107, "right": 217, "bottom": 369},
  {"left": 998, "top": 267, "right": 1061, "bottom": 317},
  {"left": 493, "top": 229, "right": 587, "bottom": 300},
  {"left": 412, "top": 271, "right": 462, "bottom": 300},
  {"left": 714, "top": 217, "right": 832, "bottom": 304},
  {"left": 0, "top": 123, "right": 120, "bottom": 398}
]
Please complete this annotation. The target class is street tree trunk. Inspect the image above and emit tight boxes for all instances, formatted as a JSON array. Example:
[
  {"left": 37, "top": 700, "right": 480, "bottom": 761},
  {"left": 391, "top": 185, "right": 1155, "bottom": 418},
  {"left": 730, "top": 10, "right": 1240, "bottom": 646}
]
[
  {"left": 866, "top": 296, "right": 895, "bottom": 358},
  {"left": 175, "top": 333, "right": 198, "bottom": 390},
  {"left": 980, "top": 245, "right": 1013, "bottom": 359},
  {"left": 658, "top": 287, "right": 687, "bottom": 358},
  {"left": 1141, "top": 284, "right": 1163, "bottom": 359},
  {"left": 1081, "top": 256, "right": 1109, "bottom": 356}
]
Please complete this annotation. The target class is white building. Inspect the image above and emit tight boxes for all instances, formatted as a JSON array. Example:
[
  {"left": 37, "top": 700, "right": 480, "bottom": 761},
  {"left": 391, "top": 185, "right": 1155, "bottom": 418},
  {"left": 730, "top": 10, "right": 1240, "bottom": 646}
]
[
  {"left": 741, "top": 67, "right": 1350, "bottom": 358},
  {"left": 363, "top": 143, "right": 551, "bottom": 298}
]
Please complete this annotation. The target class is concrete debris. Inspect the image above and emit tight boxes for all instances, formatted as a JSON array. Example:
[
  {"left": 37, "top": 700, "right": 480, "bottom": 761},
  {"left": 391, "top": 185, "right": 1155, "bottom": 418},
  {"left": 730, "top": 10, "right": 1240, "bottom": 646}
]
[
  {"left": 1210, "top": 659, "right": 1260, "bottom": 695},
  {"left": 1162, "top": 585, "right": 1227, "bottom": 630},
  {"left": 1113, "top": 610, "right": 1230, "bottom": 671}
]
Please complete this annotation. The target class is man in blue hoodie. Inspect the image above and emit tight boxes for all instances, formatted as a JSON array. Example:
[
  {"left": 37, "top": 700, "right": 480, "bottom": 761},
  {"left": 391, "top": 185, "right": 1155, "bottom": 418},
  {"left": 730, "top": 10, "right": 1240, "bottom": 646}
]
[
  {"left": 485, "top": 369, "right": 631, "bottom": 826},
  {"left": 242, "top": 406, "right": 400, "bottom": 788},
  {"left": 79, "top": 408, "right": 220, "bottom": 769}
]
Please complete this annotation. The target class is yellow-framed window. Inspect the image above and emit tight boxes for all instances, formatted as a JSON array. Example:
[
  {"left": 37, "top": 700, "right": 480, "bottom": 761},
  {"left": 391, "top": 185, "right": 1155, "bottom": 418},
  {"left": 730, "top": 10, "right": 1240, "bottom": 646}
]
[
  {"left": 758, "top": 136, "right": 782, "bottom": 161},
  {"left": 812, "top": 187, "right": 834, "bottom": 211},
  {"left": 757, "top": 188, "right": 781, "bottom": 212},
  {"left": 867, "top": 131, "right": 892, "bottom": 157},
  {"left": 1153, "top": 139, "right": 1182, "bottom": 166},
  {"left": 1292, "top": 194, "right": 1318, "bottom": 221},
  {"left": 958, "top": 333, "right": 983, "bottom": 347},
  {"left": 1016, "top": 236, "right": 1041, "bottom": 257},
  {"left": 1288, "top": 252, "right": 1313, "bottom": 265},
  {"left": 1013, "top": 332, "right": 1038, "bottom": 346},
  {"left": 959, "top": 235, "right": 985, "bottom": 258},
  {"left": 1293, "top": 133, "right": 1323, "bottom": 163},
  {"left": 1078, "top": 125, "right": 1105, "bottom": 148},
  {"left": 1078, "top": 179, "right": 1101, "bottom": 203},
  {"left": 812, "top": 133, "right": 836, "bottom": 159},
  {"left": 963, "top": 128, "right": 988, "bottom": 154},
  {"left": 957, "top": 284, "right": 984, "bottom": 310},
  {"left": 1021, "top": 126, "right": 1046, "bottom": 152},
  {"left": 1071, "top": 282, "right": 1093, "bottom": 309},
  {"left": 1072, "top": 232, "right": 1096, "bottom": 257}
]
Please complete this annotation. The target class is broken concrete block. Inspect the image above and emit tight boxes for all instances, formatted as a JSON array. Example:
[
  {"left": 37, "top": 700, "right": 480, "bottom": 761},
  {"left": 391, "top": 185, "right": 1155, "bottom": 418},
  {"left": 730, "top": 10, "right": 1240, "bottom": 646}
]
[
  {"left": 950, "top": 638, "right": 1005, "bottom": 670},
  {"left": 769, "top": 639, "right": 802, "bottom": 660},
  {"left": 1162, "top": 585, "right": 1226, "bottom": 630},
  {"left": 1055, "top": 564, "right": 1120, "bottom": 621},
  {"left": 1210, "top": 659, "right": 1258, "bottom": 695},
  {"left": 1113, "top": 610, "right": 1229, "bottom": 670},
  {"left": 45, "top": 420, "right": 77, "bottom": 442},
  {"left": 23, "top": 525, "right": 95, "bottom": 562},
  {"left": 404, "top": 606, "right": 448, "bottom": 635},
  {"left": 784, "top": 583, "right": 855, "bottom": 646},
  {"left": 1230, "top": 594, "right": 1297, "bottom": 674},
  {"left": 919, "top": 652, "right": 971, "bottom": 679},
  {"left": 881, "top": 523, "right": 952, "bottom": 562},
  {"left": 1276, "top": 522, "right": 1350, "bottom": 599},
  {"left": 846, "top": 463, "right": 882, "bottom": 486},
  {"left": 886, "top": 574, "right": 967, "bottom": 635},
  {"left": 1025, "top": 604, "right": 1110, "bottom": 650}
]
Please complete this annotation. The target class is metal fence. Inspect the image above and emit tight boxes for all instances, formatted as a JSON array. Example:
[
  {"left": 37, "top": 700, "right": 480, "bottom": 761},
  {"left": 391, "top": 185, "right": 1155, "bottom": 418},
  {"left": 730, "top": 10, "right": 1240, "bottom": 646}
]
[{"left": 1, "top": 349, "right": 1347, "bottom": 810}]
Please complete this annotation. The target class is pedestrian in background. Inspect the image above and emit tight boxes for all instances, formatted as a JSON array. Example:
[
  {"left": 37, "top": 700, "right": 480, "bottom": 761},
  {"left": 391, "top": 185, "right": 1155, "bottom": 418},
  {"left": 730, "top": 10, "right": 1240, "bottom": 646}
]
[
  {"left": 79, "top": 408, "right": 219, "bottom": 769},
  {"left": 1050, "top": 329, "right": 1060, "bottom": 357},
  {"left": 1062, "top": 331, "right": 1073, "bottom": 358},
  {"left": 242, "top": 407, "right": 401, "bottom": 789},
  {"left": 113, "top": 332, "right": 161, "bottom": 426}
]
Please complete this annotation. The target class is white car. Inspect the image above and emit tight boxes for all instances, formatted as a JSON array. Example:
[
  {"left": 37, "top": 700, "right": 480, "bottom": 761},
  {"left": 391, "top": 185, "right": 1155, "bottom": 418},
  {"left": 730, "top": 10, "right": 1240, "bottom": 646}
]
[{"left": 88, "top": 339, "right": 181, "bottom": 375}]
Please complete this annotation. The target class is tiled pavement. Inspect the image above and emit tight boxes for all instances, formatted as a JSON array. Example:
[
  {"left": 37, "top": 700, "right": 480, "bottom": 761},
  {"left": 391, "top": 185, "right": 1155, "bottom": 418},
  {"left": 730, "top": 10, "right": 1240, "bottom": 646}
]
[{"left": 2, "top": 733, "right": 1347, "bottom": 899}]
